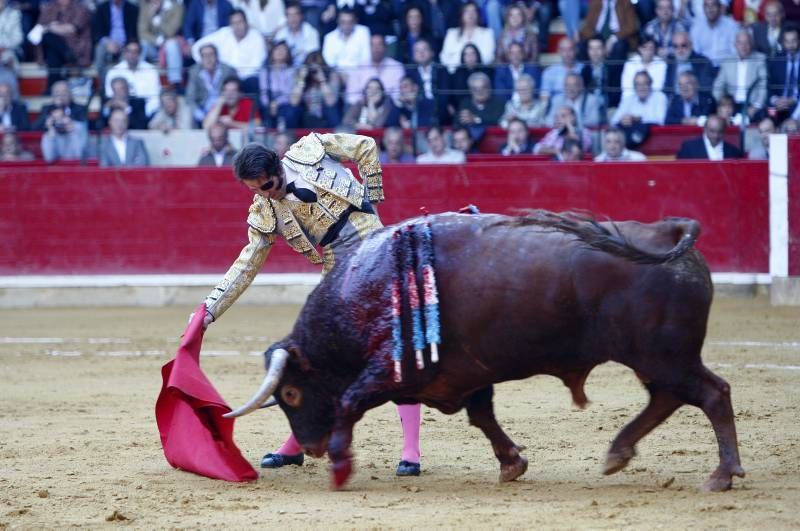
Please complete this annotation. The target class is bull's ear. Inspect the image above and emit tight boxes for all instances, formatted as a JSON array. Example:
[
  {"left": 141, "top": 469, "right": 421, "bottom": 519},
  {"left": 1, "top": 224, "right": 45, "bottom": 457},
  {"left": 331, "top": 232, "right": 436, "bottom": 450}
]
[{"left": 287, "top": 345, "right": 313, "bottom": 373}]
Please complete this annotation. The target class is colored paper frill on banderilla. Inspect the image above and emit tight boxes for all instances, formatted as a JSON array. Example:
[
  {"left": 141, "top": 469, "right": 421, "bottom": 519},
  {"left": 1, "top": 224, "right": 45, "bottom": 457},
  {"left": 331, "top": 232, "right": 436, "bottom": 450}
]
[{"left": 155, "top": 304, "right": 258, "bottom": 482}]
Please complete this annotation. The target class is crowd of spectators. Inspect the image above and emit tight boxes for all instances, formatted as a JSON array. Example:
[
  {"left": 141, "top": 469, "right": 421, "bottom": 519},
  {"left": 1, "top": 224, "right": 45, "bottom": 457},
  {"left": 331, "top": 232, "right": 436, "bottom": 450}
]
[{"left": 0, "top": 0, "right": 797, "bottom": 165}]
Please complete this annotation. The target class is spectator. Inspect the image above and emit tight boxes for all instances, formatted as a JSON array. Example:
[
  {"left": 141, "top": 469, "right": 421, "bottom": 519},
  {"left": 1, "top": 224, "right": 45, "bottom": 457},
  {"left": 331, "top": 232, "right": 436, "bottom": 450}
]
[
  {"left": 594, "top": 127, "right": 646, "bottom": 160},
  {"left": 379, "top": 126, "right": 415, "bottom": 163},
  {"left": 416, "top": 126, "right": 465, "bottom": 163},
  {"left": 546, "top": 73, "right": 603, "bottom": 128},
  {"left": 456, "top": 71, "right": 505, "bottom": 134},
  {"left": 183, "top": 0, "right": 233, "bottom": 45},
  {"left": 406, "top": 37, "right": 451, "bottom": 126},
  {"left": 395, "top": 4, "right": 442, "bottom": 66},
  {"left": 344, "top": 34, "right": 404, "bottom": 106},
  {"left": 612, "top": 71, "right": 668, "bottom": 127},
  {"left": 664, "top": 31, "right": 715, "bottom": 95},
  {"left": 258, "top": 40, "right": 296, "bottom": 128},
  {"left": 621, "top": 36, "right": 667, "bottom": 98},
  {"left": 270, "top": 130, "right": 294, "bottom": 157},
  {"left": 494, "top": 41, "right": 541, "bottom": 103},
  {"left": 767, "top": 24, "right": 799, "bottom": 123},
  {"left": 712, "top": 30, "right": 767, "bottom": 122},
  {"left": 148, "top": 90, "right": 193, "bottom": 130},
  {"left": 676, "top": 114, "right": 743, "bottom": 159},
  {"left": 715, "top": 93, "right": 742, "bottom": 126},
  {"left": 556, "top": 137, "right": 584, "bottom": 161},
  {"left": 500, "top": 73, "right": 546, "bottom": 127},
  {"left": 0, "top": 132, "right": 34, "bottom": 161},
  {"left": 500, "top": 117, "right": 534, "bottom": 155},
  {"left": 642, "top": 0, "right": 688, "bottom": 59},
  {"left": 534, "top": 105, "right": 593, "bottom": 156},
  {"left": 496, "top": 4, "right": 538, "bottom": 64},
  {"left": 186, "top": 44, "right": 237, "bottom": 125},
  {"left": 781, "top": 117, "right": 799, "bottom": 133},
  {"left": 0, "top": 0, "right": 23, "bottom": 68},
  {"left": 690, "top": 0, "right": 738, "bottom": 68},
  {"left": 666, "top": 71, "right": 716, "bottom": 125},
  {"left": 321, "top": 8, "right": 371, "bottom": 72},
  {"left": 581, "top": 36, "right": 615, "bottom": 109},
  {"left": 100, "top": 108, "right": 150, "bottom": 166},
  {"left": 41, "top": 105, "right": 87, "bottom": 162},
  {"left": 192, "top": 9, "right": 268, "bottom": 94},
  {"left": 523, "top": 0, "right": 556, "bottom": 53},
  {"left": 452, "top": 125, "right": 477, "bottom": 154},
  {"left": 540, "top": 37, "right": 583, "bottom": 100},
  {"left": 198, "top": 122, "right": 236, "bottom": 166},
  {"left": 342, "top": 77, "right": 395, "bottom": 130},
  {"left": 387, "top": 75, "right": 436, "bottom": 128},
  {"left": 34, "top": 80, "right": 88, "bottom": 131},
  {"left": 439, "top": 1, "right": 495, "bottom": 73},
  {"left": 203, "top": 76, "right": 259, "bottom": 129},
  {"left": 450, "top": 43, "right": 494, "bottom": 109},
  {"left": 137, "top": 0, "right": 185, "bottom": 88},
  {"left": 285, "top": 51, "right": 342, "bottom": 128},
  {"left": 578, "top": 0, "right": 639, "bottom": 73},
  {"left": 232, "top": 0, "right": 285, "bottom": 39},
  {"left": 751, "top": 1, "right": 786, "bottom": 57},
  {"left": 39, "top": 0, "right": 92, "bottom": 90},
  {"left": 0, "top": 82, "right": 29, "bottom": 131},
  {"left": 92, "top": 0, "right": 139, "bottom": 83},
  {"left": 748, "top": 117, "right": 775, "bottom": 159},
  {"left": 104, "top": 41, "right": 162, "bottom": 116},
  {"left": 347, "top": 0, "right": 396, "bottom": 39},
  {"left": 99, "top": 77, "right": 149, "bottom": 130},
  {"left": 273, "top": 2, "right": 320, "bottom": 66}
]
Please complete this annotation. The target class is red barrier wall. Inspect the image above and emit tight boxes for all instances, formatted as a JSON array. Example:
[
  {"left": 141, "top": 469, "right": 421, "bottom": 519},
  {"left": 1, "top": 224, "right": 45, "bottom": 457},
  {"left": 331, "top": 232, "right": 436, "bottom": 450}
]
[{"left": 0, "top": 160, "right": 769, "bottom": 275}]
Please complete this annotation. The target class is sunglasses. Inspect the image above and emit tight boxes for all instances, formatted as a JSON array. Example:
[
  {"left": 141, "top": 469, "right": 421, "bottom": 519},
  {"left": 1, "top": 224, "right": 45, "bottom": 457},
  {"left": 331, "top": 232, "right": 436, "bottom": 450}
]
[
  {"left": 259, "top": 178, "right": 277, "bottom": 191},
  {"left": 673, "top": 43, "right": 689, "bottom": 48}
]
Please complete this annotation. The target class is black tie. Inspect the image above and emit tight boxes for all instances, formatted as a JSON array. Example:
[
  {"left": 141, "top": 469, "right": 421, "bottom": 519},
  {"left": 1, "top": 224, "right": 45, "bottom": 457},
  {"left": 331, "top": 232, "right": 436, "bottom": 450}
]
[
  {"left": 787, "top": 56, "right": 798, "bottom": 99},
  {"left": 286, "top": 181, "right": 317, "bottom": 203}
]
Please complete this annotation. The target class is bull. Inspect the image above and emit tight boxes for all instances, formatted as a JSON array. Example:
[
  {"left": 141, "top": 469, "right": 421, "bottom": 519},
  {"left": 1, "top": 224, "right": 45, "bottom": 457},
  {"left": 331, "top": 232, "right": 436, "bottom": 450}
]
[{"left": 225, "top": 211, "right": 745, "bottom": 492}]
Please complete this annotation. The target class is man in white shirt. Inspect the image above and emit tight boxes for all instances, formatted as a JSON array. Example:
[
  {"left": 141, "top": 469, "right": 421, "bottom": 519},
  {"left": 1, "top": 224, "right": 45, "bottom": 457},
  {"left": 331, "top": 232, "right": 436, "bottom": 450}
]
[
  {"left": 231, "top": 0, "right": 285, "bottom": 38},
  {"left": 104, "top": 41, "right": 162, "bottom": 116},
  {"left": 594, "top": 128, "right": 647, "bottom": 161},
  {"left": 676, "top": 114, "right": 744, "bottom": 159},
  {"left": 690, "top": 0, "right": 739, "bottom": 67},
  {"left": 546, "top": 73, "right": 603, "bottom": 128},
  {"left": 99, "top": 108, "right": 150, "bottom": 166},
  {"left": 192, "top": 9, "right": 268, "bottom": 93},
  {"left": 416, "top": 126, "right": 465, "bottom": 163},
  {"left": 344, "top": 34, "right": 404, "bottom": 105},
  {"left": 273, "top": 2, "right": 320, "bottom": 66},
  {"left": 712, "top": 29, "right": 767, "bottom": 121},
  {"left": 540, "top": 37, "right": 583, "bottom": 100},
  {"left": 321, "top": 8, "right": 370, "bottom": 74},
  {"left": 612, "top": 71, "right": 668, "bottom": 126}
]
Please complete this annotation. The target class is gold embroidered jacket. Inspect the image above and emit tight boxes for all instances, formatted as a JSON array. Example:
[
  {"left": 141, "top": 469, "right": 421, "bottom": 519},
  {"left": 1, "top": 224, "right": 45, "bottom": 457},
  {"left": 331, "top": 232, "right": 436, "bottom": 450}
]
[{"left": 204, "top": 132, "right": 384, "bottom": 319}]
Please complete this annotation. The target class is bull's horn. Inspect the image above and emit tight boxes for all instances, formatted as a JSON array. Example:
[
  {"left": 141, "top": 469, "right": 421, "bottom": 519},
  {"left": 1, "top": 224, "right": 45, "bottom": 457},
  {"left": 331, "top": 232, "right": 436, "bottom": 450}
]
[
  {"left": 259, "top": 396, "right": 278, "bottom": 408},
  {"left": 223, "top": 348, "right": 289, "bottom": 418}
]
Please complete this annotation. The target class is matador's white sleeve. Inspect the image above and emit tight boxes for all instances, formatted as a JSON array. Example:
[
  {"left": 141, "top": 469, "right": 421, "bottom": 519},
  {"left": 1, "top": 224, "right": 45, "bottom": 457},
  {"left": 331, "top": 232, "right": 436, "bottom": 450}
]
[{"left": 204, "top": 226, "right": 276, "bottom": 320}]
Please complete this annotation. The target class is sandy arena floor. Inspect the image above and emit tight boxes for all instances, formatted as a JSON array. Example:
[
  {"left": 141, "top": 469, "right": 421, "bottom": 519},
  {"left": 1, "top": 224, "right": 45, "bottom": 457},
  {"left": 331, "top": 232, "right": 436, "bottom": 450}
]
[{"left": 1, "top": 295, "right": 799, "bottom": 528}]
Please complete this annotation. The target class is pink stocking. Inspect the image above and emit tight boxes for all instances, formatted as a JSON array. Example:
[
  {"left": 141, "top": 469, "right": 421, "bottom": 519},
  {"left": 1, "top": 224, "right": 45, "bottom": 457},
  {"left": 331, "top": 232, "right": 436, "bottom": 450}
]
[
  {"left": 397, "top": 403, "right": 421, "bottom": 463},
  {"left": 275, "top": 432, "right": 302, "bottom": 455}
]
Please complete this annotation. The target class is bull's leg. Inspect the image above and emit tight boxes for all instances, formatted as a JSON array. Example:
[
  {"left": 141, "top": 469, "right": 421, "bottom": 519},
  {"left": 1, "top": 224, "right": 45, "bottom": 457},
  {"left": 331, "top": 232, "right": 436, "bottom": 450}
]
[
  {"left": 604, "top": 385, "right": 682, "bottom": 475},
  {"left": 465, "top": 386, "right": 528, "bottom": 482}
]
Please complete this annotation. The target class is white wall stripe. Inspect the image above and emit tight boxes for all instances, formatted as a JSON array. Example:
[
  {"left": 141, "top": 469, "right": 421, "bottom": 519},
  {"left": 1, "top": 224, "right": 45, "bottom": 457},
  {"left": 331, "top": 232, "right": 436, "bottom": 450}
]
[{"left": 769, "top": 133, "right": 789, "bottom": 278}]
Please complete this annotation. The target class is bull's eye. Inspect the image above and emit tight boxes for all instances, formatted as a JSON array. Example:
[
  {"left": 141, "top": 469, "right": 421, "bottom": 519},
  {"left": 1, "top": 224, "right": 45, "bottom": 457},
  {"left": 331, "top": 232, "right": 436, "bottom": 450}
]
[{"left": 280, "top": 385, "right": 303, "bottom": 408}]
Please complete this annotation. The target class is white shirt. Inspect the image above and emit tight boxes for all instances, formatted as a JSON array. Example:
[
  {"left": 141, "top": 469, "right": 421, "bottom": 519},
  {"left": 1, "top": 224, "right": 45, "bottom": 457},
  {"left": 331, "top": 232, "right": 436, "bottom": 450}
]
[
  {"left": 611, "top": 90, "right": 668, "bottom": 125},
  {"left": 192, "top": 27, "right": 268, "bottom": 79},
  {"left": 735, "top": 60, "right": 748, "bottom": 103},
  {"left": 321, "top": 24, "right": 371, "bottom": 70},
  {"left": 703, "top": 134, "right": 724, "bottom": 160},
  {"left": 282, "top": 158, "right": 316, "bottom": 200},
  {"left": 104, "top": 60, "right": 162, "bottom": 116},
  {"left": 620, "top": 55, "right": 667, "bottom": 98},
  {"left": 112, "top": 135, "right": 127, "bottom": 163},
  {"left": 273, "top": 22, "right": 320, "bottom": 66},
  {"left": 594, "top": 149, "right": 647, "bottom": 162},
  {"left": 232, "top": 0, "right": 286, "bottom": 38},
  {"left": 439, "top": 26, "right": 496, "bottom": 73},
  {"left": 417, "top": 64, "right": 434, "bottom": 99},
  {"left": 689, "top": 15, "right": 739, "bottom": 67},
  {"left": 416, "top": 149, "right": 465, "bottom": 164}
]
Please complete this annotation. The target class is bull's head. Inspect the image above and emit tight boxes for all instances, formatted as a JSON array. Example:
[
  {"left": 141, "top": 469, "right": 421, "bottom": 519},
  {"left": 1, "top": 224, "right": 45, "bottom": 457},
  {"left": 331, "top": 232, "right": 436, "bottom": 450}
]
[{"left": 224, "top": 344, "right": 338, "bottom": 458}]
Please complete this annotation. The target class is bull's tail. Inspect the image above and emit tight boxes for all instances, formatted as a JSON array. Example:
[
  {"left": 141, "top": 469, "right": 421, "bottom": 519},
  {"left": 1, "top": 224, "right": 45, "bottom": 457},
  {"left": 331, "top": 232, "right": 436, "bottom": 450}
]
[{"left": 497, "top": 210, "right": 701, "bottom": 265}]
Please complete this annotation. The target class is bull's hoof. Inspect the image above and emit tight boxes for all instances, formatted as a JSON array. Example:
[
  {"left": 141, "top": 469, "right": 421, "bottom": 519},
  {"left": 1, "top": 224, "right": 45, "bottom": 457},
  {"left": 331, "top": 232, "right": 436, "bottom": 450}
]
[
  {"left": 499, "top": 456, "right": 528, "bottom": 483},
  {"left": 700, "top": 465, "right": 745, "bottom": 493},
  {"left": 602, "top": 447, "right": 636, "bottom": 475},
  {"left": 330, "top": 457, "right": 353, "bottom": 490}
]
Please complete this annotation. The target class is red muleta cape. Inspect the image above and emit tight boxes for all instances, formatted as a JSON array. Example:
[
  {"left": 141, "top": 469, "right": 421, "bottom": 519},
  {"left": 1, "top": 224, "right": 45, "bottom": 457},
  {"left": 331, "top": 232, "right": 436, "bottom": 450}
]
[{"left": 155, "top": 304, "right": 258, "bottom": 481}]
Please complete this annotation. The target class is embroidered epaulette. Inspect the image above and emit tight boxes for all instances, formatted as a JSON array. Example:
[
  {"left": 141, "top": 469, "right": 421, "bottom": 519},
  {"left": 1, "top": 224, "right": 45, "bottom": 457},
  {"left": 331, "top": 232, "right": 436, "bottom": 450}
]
[
  {"left": 246, "top": 195, "right": 277, "bottom": 233},
  {"left": 284, "top": 133, "right": 325, "bottom": 165}
]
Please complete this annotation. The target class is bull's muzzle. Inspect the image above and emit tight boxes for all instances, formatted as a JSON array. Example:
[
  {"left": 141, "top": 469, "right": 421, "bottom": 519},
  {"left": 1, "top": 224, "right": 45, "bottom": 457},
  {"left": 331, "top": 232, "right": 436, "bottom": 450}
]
[{"left": 223, "top": 348, "right": 289, "bottom": 418}]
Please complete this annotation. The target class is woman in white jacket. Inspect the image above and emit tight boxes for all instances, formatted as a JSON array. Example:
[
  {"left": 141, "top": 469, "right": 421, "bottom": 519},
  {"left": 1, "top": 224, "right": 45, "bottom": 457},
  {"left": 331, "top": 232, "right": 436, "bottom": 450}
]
[{"left": 439, "top": 1, "right": 495, "bottom": 73}]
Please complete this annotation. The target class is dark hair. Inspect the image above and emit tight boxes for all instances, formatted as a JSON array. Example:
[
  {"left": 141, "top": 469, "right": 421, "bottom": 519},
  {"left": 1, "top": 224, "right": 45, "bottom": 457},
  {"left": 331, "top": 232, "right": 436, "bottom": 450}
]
[
  {"left": 269, "top": 40, "right": 293, "bottom": 65},
  {"left": 561, "top": 137, "right": 582, "bottom": 154},
  {"left": 285, "top": 0, "right": 301, "bottom": 11},
  {"left": 233, "top": 142, "right": 280, "bottom": 181},
  {"left": 222, "top": 76, "right": 241, "bottom": 89},
  {"left": 781, "top": 23, "right": 800, "bottom": 41},
  {"left": 639, "top": 35, "right": 657, "bottom": 49},
  {"left": 458, "top": 1, "right": 483, "bottom": 31},
  {"left": 230, "top": 8, "right": 247, "bottom": 22},
  {"left": 460, "top": 43, "right": 483, "bottom": 65},
  {"left": 507, "top": 117, "right": 528, "bottom": 132}
]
